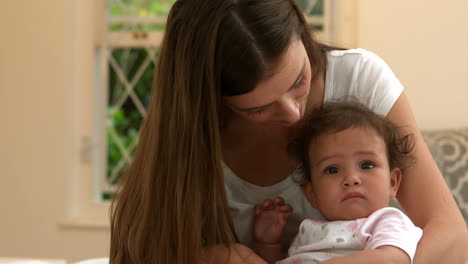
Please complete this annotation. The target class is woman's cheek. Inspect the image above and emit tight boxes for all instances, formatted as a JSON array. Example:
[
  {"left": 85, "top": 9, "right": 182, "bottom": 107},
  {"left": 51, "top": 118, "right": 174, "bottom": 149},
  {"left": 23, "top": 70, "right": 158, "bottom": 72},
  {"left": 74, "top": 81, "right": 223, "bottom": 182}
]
[{"left": 247, "top": 112, "right": 274, "bottom": 123}]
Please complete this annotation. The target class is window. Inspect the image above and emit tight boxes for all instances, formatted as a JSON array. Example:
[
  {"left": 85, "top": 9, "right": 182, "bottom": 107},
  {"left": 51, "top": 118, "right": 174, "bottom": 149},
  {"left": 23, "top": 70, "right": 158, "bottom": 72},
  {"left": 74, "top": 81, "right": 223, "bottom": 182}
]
[{"left": 100, "top": 0, "right": 174, "bottom": 200}]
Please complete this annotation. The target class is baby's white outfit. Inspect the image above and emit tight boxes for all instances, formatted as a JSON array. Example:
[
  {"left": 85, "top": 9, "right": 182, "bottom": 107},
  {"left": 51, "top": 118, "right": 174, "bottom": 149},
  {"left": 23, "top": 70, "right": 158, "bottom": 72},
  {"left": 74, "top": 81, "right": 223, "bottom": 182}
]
[{"left": 277, "top": 207, "right": 423, "bottom": 264}]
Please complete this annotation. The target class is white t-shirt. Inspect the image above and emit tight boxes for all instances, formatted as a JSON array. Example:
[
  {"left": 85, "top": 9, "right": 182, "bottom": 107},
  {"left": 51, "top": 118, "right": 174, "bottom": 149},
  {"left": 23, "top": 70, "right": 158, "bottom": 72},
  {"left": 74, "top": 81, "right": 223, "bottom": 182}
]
[
  {"left": 277, "top": 207, "right": 423, "bottom": 264},
  {"left": 223, "top": 49, "right": 405, "bottom": 248}
]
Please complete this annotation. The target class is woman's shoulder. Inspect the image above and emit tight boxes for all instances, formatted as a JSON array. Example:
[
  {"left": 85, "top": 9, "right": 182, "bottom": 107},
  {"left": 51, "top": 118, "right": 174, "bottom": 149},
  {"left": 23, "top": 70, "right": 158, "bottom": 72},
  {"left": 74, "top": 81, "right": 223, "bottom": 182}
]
[
  {"left": 326, "top": 48, "right": 387, "bottom": 70},
  {"left": 324, "top": 48, "right": 404, "bottom": 116},
  {"left": 325, "top": 47, "right": 393, "bottom": 89},
  {"left": 327, "top": 48, "right": 376, "bottom": 58}
]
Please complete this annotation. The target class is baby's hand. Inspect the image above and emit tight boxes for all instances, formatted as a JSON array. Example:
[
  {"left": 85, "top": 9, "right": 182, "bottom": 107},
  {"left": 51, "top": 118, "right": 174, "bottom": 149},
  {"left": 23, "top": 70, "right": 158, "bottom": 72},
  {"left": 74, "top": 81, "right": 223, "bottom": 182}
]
[{"left": 254, "top": 197, "right": 292, "bottom": 245}]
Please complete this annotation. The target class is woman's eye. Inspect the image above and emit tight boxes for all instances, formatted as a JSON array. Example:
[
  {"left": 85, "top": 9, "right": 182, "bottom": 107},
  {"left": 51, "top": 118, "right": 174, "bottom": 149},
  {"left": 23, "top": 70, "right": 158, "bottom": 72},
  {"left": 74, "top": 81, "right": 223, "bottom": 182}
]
[
  {"left": 361, "top": 162, "right": 375, "bottom": 170},
  {"left": 293, "top": 75, "right": 306, "bottom": 89},
  {"left": 247, "top": 107, "right": 266, "bottom": 116},
  {"left": 324, "top": 166, "right": 339, "bottom": 174}
]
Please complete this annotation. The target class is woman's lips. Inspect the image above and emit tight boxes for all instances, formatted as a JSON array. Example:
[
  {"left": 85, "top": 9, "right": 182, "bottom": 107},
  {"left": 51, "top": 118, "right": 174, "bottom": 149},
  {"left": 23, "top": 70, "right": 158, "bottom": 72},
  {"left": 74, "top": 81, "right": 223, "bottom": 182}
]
[{"left": 342, "top": 192, "right": 365, "bottom": 201}]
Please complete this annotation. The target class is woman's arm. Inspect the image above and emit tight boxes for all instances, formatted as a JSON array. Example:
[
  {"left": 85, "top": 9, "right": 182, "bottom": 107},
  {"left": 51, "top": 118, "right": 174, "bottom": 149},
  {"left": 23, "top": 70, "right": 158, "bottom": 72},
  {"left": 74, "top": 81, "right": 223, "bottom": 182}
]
[
  {"left": 204, "top": 243, "right": 268, "bottom": 264},
  {"left": 386, "top": 92, "right": 468, "bottom": 264}
]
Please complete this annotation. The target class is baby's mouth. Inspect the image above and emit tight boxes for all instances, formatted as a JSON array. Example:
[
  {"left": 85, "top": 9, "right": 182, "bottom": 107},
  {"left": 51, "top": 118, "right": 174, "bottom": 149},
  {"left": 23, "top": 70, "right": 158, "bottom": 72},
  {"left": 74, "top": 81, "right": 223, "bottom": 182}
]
[{"left": 342, "top": 192, "right": 365, "bottom": 201}]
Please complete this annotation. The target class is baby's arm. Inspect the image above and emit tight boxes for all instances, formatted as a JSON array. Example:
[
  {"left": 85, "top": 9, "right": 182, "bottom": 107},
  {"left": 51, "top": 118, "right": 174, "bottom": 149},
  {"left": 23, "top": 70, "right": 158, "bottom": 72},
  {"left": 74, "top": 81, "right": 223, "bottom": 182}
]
[{"left": 253, "top": 197, "right": 292, "bottom": 264}]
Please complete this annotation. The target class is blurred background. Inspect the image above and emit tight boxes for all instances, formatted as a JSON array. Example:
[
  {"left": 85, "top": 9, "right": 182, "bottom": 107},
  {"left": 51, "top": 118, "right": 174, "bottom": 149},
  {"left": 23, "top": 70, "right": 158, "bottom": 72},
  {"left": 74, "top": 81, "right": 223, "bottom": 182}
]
[{"left": 1, "top": 0, "right": 467, "bottom": 262}]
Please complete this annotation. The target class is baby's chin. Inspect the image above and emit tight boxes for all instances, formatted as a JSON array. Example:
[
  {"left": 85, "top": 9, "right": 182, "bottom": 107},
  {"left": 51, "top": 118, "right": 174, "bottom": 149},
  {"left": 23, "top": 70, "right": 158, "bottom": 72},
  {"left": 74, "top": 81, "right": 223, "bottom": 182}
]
[{"left": 322, "top": 209, "right": 373, "bottom": 221}]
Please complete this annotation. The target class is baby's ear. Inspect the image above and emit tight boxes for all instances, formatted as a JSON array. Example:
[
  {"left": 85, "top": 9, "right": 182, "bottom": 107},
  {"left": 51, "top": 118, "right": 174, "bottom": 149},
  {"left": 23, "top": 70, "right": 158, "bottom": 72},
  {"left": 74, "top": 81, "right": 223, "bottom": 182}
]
[
  {"left": 301, "top": 181, "right": 318, "bottom": 208},
  {"left": 389, "top": 168, "right": 402, "bottom": 198}
]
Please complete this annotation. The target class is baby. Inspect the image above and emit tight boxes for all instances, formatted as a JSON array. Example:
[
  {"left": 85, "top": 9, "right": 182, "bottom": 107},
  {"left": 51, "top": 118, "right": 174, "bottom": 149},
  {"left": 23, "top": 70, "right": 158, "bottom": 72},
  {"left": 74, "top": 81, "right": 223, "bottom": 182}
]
[{"left": 253, "top": 102, "right": 423, "bottom": 264}]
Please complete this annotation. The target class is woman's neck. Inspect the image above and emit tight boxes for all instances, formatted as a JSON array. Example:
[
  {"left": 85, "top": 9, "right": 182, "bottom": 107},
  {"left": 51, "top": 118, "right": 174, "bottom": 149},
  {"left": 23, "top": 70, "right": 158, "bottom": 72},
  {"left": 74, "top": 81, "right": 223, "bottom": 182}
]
[{"left": 221, "top": 117, "right": 293, "bottom": 150}]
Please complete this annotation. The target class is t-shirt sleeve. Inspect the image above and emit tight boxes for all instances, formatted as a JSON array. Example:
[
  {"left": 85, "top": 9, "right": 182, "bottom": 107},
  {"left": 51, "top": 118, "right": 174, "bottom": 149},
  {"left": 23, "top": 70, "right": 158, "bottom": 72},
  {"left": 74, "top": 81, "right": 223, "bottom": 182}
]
[
  {"left": 355, "top": 50, "right": 404, "bottom": 117},
  {"left": 356, "top": 207, "right": 423, "bottom": 263},
  {"left": 326, "top": 49, "right": 404, "bottom": 117}
]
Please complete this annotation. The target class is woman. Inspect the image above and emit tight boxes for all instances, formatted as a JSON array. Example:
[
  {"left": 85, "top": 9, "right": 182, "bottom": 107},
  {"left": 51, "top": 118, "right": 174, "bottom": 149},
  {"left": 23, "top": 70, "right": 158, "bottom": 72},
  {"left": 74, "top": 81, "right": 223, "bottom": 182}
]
[{"left": 110, "top": 0, "right": 467, "bottom": 263}]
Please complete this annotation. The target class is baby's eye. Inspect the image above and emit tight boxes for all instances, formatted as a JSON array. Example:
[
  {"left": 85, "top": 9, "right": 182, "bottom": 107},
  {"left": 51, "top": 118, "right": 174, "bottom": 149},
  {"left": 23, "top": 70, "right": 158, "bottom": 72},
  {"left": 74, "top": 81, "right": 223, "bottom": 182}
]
[
  {"left": 324, "top": 166, "right": 339, "bottom": 174},
  {"left": 360, "top": 162, "right": 375, "bottom": 170}
]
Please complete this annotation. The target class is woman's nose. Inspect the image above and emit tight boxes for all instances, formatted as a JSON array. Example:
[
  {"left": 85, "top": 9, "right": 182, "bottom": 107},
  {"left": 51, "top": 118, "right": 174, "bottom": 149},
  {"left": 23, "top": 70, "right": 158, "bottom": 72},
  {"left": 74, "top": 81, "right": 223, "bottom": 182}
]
[{"left": 277, "top": 97, "right": 301, "bottom": 125}]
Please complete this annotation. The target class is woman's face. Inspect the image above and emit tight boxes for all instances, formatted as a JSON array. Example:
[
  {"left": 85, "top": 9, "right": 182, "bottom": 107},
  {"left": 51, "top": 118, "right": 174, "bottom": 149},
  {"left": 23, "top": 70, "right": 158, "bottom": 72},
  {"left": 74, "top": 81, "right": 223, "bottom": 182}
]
[{"left": 223, "top": 39, "right": 312, "bottom": 127}]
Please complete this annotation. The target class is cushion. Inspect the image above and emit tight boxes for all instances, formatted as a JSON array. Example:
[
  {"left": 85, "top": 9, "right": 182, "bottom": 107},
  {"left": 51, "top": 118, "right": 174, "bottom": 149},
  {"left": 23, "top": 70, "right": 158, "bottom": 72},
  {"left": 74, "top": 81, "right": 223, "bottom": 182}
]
[{"left": 422, "top": 128, "right": 468, "bottom": 223}]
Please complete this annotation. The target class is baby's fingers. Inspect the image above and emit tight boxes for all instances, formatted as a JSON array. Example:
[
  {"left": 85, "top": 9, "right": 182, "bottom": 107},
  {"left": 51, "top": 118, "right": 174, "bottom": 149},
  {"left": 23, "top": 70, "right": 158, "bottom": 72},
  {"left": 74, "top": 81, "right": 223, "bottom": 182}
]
[
  {"left": 284, "top": 206, "right": 292, "bottom": 218},
  {"left": 254, "top": 204, "right": 262, "bottom": 216},
  {"left": 255, "top": 199, "right": 274, "bottom": 214},
  {"left": 278, "top": 212, "right": 290, "bottom": 225},
  {"left": 262, "top": 199, "right": 274, "bottom": 210},
  {"left": 280, "top": 204, "right": 292, "bottom": 216},
  {"left": 274, "top": 197, "right": 285, "bottom": 206}
]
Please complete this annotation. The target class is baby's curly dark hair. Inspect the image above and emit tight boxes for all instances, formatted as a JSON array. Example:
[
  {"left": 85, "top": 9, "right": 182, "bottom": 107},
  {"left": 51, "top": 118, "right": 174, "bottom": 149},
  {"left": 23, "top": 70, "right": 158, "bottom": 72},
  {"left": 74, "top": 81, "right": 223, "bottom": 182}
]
[{"left": 290, "top": 101, "right": 416, "bottom": 182}]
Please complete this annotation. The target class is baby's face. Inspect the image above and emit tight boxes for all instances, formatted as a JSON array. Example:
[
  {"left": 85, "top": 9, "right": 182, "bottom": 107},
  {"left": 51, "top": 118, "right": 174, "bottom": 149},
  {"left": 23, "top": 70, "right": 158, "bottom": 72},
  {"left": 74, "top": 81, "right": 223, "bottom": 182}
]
[{"left": 303, "top": 127, "right": 401, "bottom": 221}]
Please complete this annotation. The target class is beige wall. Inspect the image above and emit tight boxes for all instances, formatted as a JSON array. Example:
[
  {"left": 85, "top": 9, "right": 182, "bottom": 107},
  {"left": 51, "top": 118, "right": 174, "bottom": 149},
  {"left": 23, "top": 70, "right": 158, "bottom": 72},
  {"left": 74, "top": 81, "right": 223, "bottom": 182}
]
[
  {"left": 357, "top": 0, "right": 468, "bottom": 129},
  {"left": 1, "top": 0, "right": 109, "bottom": 262},
  {"left": 1, "top": 0, "right": 467, "bottom": 262}
]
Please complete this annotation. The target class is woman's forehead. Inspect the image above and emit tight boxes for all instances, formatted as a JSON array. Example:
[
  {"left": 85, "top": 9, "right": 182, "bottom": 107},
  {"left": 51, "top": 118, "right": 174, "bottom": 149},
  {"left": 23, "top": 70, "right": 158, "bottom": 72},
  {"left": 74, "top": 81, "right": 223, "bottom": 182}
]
[{"left": 223, "top": 40, "right": 307, "bottom": 109}]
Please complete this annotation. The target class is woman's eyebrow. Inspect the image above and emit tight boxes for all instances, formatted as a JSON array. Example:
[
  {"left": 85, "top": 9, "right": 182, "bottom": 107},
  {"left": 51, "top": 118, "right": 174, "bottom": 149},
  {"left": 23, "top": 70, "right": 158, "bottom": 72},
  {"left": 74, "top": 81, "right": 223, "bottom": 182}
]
[{"left": 233, "top": 59, "right": 306, "bottom": 112}]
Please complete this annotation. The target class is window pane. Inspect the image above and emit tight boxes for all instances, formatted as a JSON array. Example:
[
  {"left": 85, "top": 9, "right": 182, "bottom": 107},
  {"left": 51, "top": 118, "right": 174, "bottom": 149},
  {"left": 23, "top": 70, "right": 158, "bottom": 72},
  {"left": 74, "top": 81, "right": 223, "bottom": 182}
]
[
  {"left": 108, "top": 0, "right": 177, "bottom": 31},
  {"left": 106, "top": 48, "right": 159, "bottom": 192},
  {"left": 109, "top": 0, "right": 176, "bottom": 16},
  {"left": 297, "top": 0, "right": 324, "bottom": 16}
]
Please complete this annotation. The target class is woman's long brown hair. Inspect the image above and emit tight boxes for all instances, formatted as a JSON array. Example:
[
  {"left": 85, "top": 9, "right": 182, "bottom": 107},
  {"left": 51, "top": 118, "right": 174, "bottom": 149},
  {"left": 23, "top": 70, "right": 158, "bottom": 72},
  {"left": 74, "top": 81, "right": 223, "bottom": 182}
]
[{"left": 110, "top": 0, "right": 333, "bottom": 263}]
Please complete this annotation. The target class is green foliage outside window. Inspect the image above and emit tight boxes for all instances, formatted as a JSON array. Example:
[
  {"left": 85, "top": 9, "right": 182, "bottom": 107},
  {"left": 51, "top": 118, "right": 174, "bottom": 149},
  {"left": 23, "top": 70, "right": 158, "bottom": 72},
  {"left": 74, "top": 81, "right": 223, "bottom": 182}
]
[
  {"left": 110, "top": 0, "right": 176, "bottom": 17},
  {"left": 106, "top": 48, "right": 159, "bottom": 196},
  {"left": 297, "top": 0, "right": 323, "bottom": 16},
  {"left": 105, "top": 0, "right": 172, "bottom": 198},
  {"left": 108, "top": 0, "right": 176, "bottom": 31}
]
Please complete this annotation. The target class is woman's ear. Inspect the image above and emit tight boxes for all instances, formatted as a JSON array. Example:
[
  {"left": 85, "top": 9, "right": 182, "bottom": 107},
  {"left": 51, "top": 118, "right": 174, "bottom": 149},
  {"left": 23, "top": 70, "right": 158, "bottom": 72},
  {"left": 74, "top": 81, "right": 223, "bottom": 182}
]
[
  {"left": 302, "top": 181, "right": 318, "bottom": 208},
  {"left": 389, "top": 168, "right": 402, "bottom": 198}
]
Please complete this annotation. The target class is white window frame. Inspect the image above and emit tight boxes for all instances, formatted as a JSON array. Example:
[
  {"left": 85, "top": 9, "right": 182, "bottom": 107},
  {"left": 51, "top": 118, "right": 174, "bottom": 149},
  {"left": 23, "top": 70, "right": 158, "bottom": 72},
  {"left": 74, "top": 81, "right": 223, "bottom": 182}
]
[
  {"left": 61, "top": 0, "right": 165, "bottom": 228},
  {"left": 62, "top": 0, "right": 356, "bottom": 228},
  {"left": 61, "top": 0, "right": 109, "bottom": 228}
]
